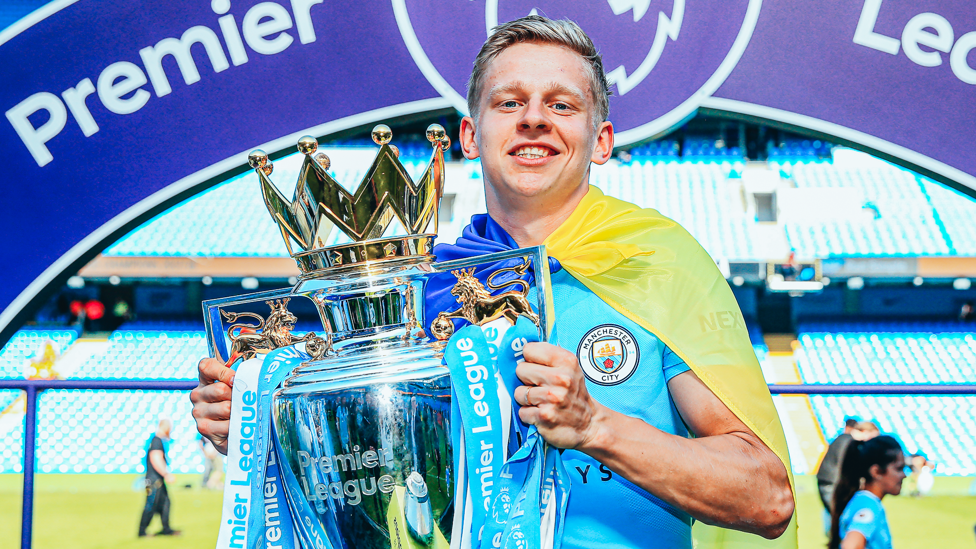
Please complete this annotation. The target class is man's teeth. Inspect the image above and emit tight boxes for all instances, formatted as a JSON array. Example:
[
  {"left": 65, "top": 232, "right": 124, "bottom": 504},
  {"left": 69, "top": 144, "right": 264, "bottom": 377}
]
[{"left": 515, "top": 146, "right": 551, "bottom": 159}]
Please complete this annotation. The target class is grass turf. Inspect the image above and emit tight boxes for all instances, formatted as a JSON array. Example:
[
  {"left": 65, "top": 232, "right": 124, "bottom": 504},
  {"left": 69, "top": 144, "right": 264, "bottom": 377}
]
[{"left": 1, "top": 474, "right": 974, "bottom": 548}]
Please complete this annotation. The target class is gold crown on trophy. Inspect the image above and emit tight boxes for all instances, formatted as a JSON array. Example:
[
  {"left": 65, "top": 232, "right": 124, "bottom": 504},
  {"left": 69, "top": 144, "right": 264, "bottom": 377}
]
[{"left": 247, "top": 124, "right": 450, "bottom": 274}]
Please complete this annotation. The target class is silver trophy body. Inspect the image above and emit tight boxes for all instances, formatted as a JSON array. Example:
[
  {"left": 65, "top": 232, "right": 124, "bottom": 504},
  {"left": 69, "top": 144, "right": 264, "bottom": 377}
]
[
  {"left": 274, "top": 261, "right": 454, "bottom": 549},
  {"left": 203, "top": 127, "right": 549, "bottom": 549}
]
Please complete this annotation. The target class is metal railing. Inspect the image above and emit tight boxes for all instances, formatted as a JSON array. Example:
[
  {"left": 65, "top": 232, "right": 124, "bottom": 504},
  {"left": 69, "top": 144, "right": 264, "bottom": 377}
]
[
  {"left": 1, "top": 379, "right": 975, "bottom": 549},
  {"left": 0, "top": 378, "right": 197, "bottom": 549}
]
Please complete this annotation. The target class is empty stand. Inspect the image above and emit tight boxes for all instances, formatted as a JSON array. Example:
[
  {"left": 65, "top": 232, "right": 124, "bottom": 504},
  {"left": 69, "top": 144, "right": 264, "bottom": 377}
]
[
  {"left": 785, "top": 163, "right": 952, "bottom": 257},
  {"left": 68, "top": 331, "right": 206, "bottom": 380},
  {"left": 590, "top": 161, "right": 759, "bottom": 260},
  {"left": 811, "top": 395, "right": 976, "bottom": 475},
  {"left": 0, "top": 389, "right": 25, "bottom": 473},
  {"left": 796, "top": 322, "right": 976, "bottom": 384},
  {"left": 32, "top": 390, "right": 204, "bottom": 474},
  {"left": 0, "top": 329, "right": 78, "bottom": 379}
]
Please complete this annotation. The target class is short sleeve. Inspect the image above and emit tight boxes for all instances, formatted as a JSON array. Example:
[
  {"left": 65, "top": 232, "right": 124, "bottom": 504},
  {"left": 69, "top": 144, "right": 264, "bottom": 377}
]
[
  {"left": 842, "top": 499, "right": 879, "bottom": 541},
  {"left": 662, "top": 343, "right": 690, "bottom": 381},
  {"left": 150, "top": 437, "right": 164, "bottom": 453}
]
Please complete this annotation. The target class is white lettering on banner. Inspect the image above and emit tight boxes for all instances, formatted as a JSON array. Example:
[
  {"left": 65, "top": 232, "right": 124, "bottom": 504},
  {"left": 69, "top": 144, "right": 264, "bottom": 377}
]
[
  {"left": 139, "top": 26, "right": 230, "bottom": 97},
  {"left": 242, "top": 2, "right": 294, "bottom": 55},
  {"left": 854, "top": 0, "right": 976, "bottom": 85},
  {"left": 96, "top": 62, "right": 151, "bottom": 115},
  {"left": 4, "top": 92, "right": 66, "bottom": 167},
  {"left": 4, "top": 0, "right": 326, "bottom": 167}
]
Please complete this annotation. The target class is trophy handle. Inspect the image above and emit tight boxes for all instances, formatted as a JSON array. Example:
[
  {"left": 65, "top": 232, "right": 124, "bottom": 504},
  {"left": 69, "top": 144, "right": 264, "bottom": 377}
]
[
  {"left": 429, "top": 245, "right": 553, "bottom": 342},
  {"left": 202, "top": 287, "right": 332, "bottom": 366}
]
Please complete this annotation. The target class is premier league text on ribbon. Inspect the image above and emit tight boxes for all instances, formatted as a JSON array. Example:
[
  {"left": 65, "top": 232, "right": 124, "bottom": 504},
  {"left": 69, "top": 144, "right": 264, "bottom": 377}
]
[
  {"left": 454, "top": 336, "right": 500, "bottom": 513},
  {"left": 5, "top": 0, "right": 326, "bottom": 167},
  {"left": 226, "top": 388, "right": 256, "bottom": 549}
]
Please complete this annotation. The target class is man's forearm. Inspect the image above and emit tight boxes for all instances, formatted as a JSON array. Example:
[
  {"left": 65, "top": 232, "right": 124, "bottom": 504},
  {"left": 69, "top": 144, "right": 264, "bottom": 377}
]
[{"left": 580, "top": 406, "right": 793, "bottom": 539}]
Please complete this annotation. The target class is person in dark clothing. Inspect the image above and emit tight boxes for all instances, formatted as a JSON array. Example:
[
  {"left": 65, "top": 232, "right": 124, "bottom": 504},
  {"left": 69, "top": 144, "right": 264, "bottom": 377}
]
[
  {"left": 138, "top": 418, "right": 180, "bottom": 537},
  {"left": 817, "top": 418, "right": 859, "bottom": 530}
]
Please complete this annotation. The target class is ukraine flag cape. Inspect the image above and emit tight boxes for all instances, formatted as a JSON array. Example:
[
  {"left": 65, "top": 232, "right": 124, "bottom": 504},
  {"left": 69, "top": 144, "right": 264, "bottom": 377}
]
[{"left": 543, "top": 186, "right": 798, "bottom": 548}]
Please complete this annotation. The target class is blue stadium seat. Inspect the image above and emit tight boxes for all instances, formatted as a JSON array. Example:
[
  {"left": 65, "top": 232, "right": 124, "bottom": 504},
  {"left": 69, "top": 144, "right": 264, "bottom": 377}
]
[
  {"left": 32, "top": 390, "right": 205, "bottom": 474},
  {"left": 0, "top": 329, "right": 78, "bottom": 379},
  {"left": 0, "top": 389, "right": 25, "bottom": 473},
  {"left": 810, "top": 395, "right": 976, "bottom": 475},
  {"left": 67, "top": 331, "right": 207, "bottom": 380},
  {"left": 796, "top": 321, "right": 976, "bottom": 384},
  {"left": 589, "top": 161, "right": 757, "bottom": 260}
]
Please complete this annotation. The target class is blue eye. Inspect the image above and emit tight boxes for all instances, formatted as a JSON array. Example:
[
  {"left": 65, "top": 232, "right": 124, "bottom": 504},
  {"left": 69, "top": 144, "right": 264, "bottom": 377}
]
[{"left": 501, "top": 101, "right": 518, "bottom": 108}]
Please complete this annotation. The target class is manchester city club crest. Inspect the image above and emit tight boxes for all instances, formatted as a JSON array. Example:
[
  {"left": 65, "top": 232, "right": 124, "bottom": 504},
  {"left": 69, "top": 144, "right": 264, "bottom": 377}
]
[{"left": 577, "top": 324, "right": 640, "bottom": 385}]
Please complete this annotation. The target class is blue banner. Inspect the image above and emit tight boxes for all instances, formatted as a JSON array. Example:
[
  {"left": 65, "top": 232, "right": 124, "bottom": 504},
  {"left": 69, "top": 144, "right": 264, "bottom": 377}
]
[{"left": 3, "top": 0, "right": 976, "bottom": 342}]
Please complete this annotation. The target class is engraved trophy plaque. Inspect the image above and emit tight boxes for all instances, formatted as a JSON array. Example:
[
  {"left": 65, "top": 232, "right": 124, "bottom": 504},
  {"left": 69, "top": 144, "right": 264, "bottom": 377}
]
[{"left": 203, "top": 125, "right": 550, "bottom": 549}]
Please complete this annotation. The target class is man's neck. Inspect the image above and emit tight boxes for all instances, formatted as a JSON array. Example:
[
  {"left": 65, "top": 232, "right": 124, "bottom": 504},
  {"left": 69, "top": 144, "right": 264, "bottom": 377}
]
[{"left": 485, "top": 182, "right": 589, "bottom": 247}]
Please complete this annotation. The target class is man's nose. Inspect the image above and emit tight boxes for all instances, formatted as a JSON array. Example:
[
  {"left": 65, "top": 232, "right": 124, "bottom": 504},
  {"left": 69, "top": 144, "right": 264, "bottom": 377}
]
[{"left": 518, "top": 99, "right": 550, "bottom": 131}]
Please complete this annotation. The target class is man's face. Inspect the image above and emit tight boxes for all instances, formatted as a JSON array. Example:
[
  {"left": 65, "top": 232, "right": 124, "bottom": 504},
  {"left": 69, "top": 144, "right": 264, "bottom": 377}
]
[{"left": 460, "top": 42, "right": 613, "bottom": 204}]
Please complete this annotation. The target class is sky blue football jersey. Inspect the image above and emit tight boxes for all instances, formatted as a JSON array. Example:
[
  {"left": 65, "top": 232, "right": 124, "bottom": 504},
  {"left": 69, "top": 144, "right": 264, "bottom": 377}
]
[
  {"left": 547, "top": 269, "right": 693, "bottom": 549},
  {"left": 840, "top": 491, "right": 892, "bottom": 549}
]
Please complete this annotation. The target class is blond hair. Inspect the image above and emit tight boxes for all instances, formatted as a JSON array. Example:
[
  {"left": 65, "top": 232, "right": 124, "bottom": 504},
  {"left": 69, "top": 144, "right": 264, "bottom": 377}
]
[{"left": 466, "top": 15, "right": 611, "bottom": 127}]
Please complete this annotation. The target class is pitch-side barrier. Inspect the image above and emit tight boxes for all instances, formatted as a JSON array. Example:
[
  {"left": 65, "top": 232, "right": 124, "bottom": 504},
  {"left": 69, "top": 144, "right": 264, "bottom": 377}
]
[{"left": 1, "top": 379, "right": 974, "bottom": 549}]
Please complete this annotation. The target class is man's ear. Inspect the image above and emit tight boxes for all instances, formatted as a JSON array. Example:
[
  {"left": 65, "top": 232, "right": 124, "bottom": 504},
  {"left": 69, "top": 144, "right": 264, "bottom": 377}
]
[
  {"left": 590, "top": 120, "right": 614, "bottom": 165},
  {"left": 459, "top": 116, "right": 480, "bottom": 160}
]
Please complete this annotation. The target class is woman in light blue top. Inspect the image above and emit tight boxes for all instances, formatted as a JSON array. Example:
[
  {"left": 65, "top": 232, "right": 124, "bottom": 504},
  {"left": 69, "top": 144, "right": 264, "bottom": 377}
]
[{"left": 829, "top": 435, "right": 906, "bottom": 549}]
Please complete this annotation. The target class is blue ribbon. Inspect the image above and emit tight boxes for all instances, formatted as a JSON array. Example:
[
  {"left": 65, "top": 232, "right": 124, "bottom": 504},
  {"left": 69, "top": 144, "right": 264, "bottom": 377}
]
[
  {"left": 445, "top": 316, "right": 571, "bottom": 549},
  {"left": 240, "top": 345, "right": 333, "bottom": 549},
  {"left": 444, "top": 324, "right": 506, "bottom": 541}
]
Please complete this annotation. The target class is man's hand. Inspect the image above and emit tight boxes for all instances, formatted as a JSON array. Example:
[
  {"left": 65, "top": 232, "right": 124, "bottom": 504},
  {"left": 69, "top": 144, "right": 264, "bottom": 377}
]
[
  {"left": 165, "top": 473, "right": 176, "bottom": 484},
  {"left": 512, "top": 342, "right": 608, "bottom": 449},
  {"left": 189, "top": 358, "right": 234, "bottom": 455}
]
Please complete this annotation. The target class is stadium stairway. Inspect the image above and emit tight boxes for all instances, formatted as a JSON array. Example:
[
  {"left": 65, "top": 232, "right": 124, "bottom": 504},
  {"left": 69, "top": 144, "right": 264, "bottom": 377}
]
[{"left": 762, "top": 333, "right": 829, "bottom": 474}]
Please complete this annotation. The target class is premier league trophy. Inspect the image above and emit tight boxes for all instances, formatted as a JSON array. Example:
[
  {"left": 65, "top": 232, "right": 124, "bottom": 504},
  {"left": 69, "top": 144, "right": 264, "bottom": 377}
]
[{"left": 203, "top": 124, "right": 552, "bottom": 549}]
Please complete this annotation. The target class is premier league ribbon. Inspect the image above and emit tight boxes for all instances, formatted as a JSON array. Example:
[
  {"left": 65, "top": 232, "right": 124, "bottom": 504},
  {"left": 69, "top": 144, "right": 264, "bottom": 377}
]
[
  {"left": 444, "top": 316, "right": 570, "bottom": 549},
  {"left": 216, "top": 345, "right": 327, "bottom": 549}
]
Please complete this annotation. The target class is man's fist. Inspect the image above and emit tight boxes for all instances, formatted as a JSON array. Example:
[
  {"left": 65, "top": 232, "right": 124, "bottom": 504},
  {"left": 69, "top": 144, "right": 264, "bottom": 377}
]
[
  {"left": 512, "top": 342, "right": 606, "bottom": 450},
  {"left": 189, "top": 357, "right": 234, "bottom": 454}
]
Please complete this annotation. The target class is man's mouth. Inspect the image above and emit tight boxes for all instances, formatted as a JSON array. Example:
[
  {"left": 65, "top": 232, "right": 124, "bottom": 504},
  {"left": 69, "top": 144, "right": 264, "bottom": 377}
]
[{"left": 511, "top": 145, "right": 556, "bottom": 159}]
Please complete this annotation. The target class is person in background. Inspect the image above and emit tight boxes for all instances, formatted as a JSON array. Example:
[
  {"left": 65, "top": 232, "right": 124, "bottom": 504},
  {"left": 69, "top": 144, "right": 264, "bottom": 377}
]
[
  {"left": 197, "top": 433, "right": 222, "bottom": 489},
  {"left": 915, "top": 456, "right": 935, "bottom": 497},
  {"left": 138, "top": 418, "right": 180, "bottom": 537},
  {"left": 959, "top": 301, "right": 974, "bottom": 322},
  {"left": 817, "top": 417, "right": 859, "bottom": 530},
  {"left": 851, "top": 421, "right": 880, "bottom": 441},
  {"left": 829, "top": 435, "right": 906, "bottom": 549},
  {"left": 905, "top": 454, "right": 923, "bottom": 497}
]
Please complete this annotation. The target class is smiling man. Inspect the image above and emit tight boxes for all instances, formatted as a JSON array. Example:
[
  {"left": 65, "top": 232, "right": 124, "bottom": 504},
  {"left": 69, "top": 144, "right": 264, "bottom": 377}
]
[
  {"left": 192, "top": 14, "right": 796, "bottom": 549},
  {"left": 441, "top": 15, "right": 796, "bottom": 548}
]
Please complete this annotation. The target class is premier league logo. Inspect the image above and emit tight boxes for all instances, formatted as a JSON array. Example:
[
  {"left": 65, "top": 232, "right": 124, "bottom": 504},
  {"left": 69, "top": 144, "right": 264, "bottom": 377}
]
[{"left": 393, "top": 0, "right": 761, "bottom": 144}]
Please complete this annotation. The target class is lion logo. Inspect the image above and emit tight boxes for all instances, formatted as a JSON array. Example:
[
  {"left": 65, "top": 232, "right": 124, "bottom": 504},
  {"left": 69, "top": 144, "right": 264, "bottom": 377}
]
[
  {"left": 431, "top": 265, "right": 540, "bottom": 340},
  {"left": 220, "top": 298, "right": 325, "bottom": 366}
]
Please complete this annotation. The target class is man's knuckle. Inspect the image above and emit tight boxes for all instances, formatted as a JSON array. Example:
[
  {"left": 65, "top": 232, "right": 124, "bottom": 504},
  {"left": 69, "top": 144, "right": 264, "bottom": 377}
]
[{"left": 539, "top": 408, "right": 555, "bottom": 423}]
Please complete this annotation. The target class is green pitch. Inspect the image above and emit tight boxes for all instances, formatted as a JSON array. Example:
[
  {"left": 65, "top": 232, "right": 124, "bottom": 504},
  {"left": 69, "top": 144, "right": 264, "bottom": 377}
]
[{"left": 1, "top": 474, "right": 974, "bottom": 548}]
